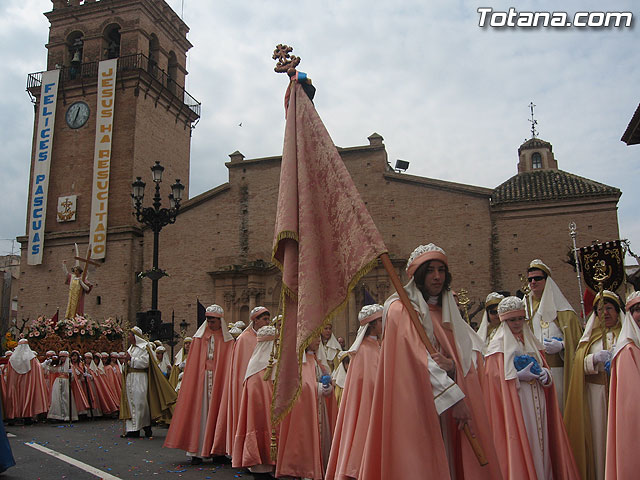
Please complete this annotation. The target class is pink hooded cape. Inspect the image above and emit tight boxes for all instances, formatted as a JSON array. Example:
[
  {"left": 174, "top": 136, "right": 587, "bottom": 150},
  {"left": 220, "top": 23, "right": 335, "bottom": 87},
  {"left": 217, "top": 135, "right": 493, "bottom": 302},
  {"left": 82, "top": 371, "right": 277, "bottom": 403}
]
[
  {"left": 231, "top": 369, "right": 274, "bottom": 468},
  {"left": 325, "top": 336, "right": 379, "bottom": 480},
  {"left": 164, "top": 329, "right": 233, "bottom": 457},
  {"left": 5, "top": 357, "right": 48, "bottom": 418},
  {"left": 484, "top": 351, "right": 580, "bottom": 479},
  {"left": 276, "top": 352, "right": 324, "bottom": 480},
  {"left": 359, "top": 300, "right": 452, "bottom": 480},
  {"left": 224, "top": 326, "right": 257, "bottom": 454},
  {"left": 605, "top": 342, "right": 640, "bottom": 479}
]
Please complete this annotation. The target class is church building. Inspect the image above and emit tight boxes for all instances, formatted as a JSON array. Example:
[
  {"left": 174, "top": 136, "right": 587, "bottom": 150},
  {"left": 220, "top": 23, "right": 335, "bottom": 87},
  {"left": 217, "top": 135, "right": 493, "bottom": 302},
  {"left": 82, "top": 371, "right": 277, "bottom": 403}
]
[{"left": 17, "top": 0, "right": 621, "bottom": 346}]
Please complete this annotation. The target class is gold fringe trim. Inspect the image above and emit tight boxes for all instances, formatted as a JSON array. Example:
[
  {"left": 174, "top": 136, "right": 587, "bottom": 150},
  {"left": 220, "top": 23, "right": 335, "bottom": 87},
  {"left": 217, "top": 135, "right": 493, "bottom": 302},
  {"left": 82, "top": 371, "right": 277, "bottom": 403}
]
[
  {"left": 269, "top": 427, "right": 278, "bottom": 462},
  {"left": 271, "top": 230, "right": 299, "bottom": 271},
  {"left": 270, "top": 251, "right": 386, "bottom": 426}
]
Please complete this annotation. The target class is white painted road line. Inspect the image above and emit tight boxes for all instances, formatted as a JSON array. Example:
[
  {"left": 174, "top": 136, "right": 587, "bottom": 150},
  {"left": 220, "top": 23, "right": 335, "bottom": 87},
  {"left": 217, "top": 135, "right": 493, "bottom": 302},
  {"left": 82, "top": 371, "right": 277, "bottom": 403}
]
[
  {"left": 25, "top": 442, "right": 122, "bottom": 480},
  {"left": 6, "top": 433, "right": 15, "bottom": 438}
]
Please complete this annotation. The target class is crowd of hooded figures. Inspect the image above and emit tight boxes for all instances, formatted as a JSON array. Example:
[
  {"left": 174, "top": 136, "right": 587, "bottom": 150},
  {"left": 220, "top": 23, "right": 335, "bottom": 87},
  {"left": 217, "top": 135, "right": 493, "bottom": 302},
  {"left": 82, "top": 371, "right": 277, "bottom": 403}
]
[{"left": 4, "top": 242, "right": 640, "bottom": 480}]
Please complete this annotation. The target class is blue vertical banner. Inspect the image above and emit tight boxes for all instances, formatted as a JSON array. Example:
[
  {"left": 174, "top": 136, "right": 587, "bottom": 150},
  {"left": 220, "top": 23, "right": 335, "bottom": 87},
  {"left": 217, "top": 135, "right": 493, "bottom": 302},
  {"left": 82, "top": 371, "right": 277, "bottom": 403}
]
[{"left": 28, "top": 69, "right": 60, "bottom": 265}]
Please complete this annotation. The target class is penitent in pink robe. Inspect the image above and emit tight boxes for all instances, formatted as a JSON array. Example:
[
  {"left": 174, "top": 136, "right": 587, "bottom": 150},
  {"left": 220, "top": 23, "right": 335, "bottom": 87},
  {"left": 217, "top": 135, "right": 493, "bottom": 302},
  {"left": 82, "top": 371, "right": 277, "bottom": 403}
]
[
  {"left": 605, "top": 342, "right": 640, "bottom": 480},
  {"left": 164, "top": 329, "right": 233, "bottom": 458},
  {"left": 224, "top": 327, "right": 257, "bottom": 455},
  {"left": 231, "top": 368, "right": 274, "bottom": 469},
  {"left": 325, "top": 336, "right": 380, "bottom": 480},
  {"left": 359, "top": 301, "right": 457, "bottom": 480},
  {"left": 484, "top": 351, "right": 580, "bottom": 480},
  {"left": 5, "top": 358, "right": 48, "bottom": 419},
  {"left": 276, "top": 352, "right": 324, "bottom": 480}
]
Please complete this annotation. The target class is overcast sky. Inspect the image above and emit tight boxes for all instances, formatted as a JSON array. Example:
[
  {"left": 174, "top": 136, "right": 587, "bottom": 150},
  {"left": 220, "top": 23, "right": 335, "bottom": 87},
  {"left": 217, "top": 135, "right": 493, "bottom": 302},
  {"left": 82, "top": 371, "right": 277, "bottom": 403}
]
[{"left": 1, "top": 0, "right": 638, "bottom": 264}]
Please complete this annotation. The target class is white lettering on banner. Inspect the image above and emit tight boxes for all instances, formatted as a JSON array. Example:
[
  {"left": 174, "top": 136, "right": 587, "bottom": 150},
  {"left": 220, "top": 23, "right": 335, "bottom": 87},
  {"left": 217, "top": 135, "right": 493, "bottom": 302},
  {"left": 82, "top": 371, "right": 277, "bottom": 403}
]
[
  {"left": 28, "top": 69, "right": 60, "bottom": 265},
  {"left": 89, "top": 59, "right": 118, "bottom": 259}
]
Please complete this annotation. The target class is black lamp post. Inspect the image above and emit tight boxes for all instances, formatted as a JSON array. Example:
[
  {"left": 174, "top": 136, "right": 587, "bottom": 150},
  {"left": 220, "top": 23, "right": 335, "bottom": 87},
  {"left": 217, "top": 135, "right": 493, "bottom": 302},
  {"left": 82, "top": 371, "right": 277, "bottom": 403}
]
[{"left": 131, "top": 161, "right": 184, "bottom": 313}]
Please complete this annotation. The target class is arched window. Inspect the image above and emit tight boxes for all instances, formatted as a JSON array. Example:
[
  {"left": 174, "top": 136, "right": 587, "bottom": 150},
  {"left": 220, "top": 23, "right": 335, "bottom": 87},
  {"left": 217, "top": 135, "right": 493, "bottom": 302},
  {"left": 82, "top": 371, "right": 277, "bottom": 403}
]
[
  {"left": 167, "top": 51, "right": 177, "bottom": 94},
  {"left": 148, "top": 34, "right": 159, "bottom": 77},
  {"left": 66, "top": 31, "right": 84, "bottom": 79},
  {"left": 103, "top": 24, "right": 121, "bottom": 60},
  {"left": 532, "top": 152, "right": 542, "bottom": 169}
]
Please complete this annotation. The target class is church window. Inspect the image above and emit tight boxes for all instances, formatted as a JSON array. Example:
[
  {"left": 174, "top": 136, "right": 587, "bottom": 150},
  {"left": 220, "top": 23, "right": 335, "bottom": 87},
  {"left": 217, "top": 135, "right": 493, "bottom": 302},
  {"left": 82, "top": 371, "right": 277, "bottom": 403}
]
[
  {"left": 103, "top": 24, "right": 121, "bottom": 60},
  {"left": 148, "top": 34, "right": 159, "bottom": 77},
  {"left": 532, "top": 152, "right": 542, "bottom": 169},
  {"left": 168, "top": 51, "right": 178, "bottom": 94}
]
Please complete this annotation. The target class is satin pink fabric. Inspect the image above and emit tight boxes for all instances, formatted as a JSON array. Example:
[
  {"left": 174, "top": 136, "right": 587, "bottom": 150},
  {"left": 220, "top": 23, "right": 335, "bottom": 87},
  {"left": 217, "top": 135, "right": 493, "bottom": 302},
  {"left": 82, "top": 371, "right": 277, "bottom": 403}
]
[
  {"left": 276, "top": 353, "right": 324, "bottom": 479},
  {"left": 231, "top": 369, "right": 274, "bottom": 468},
  {"left": 606, "top": 343, "right": 640, "bottom": 479},
  {"left": 70, "top": 363, "right": 90, "bottom": 412},
  {"left": 271, "top": 81, "right": 387, "bottom": 422},
  {"left": 5, "top": 358, "right": 48, "bottom": 418},
  {"left": 359, "top": 300, "right": 451, "bottom": 479},
  {"left": 164, "top": 329, "right": 233, "bottom": 457},
  {"left": 104, "top": 363, "right": 122, "bottom": 400},
  {"left": 224, "top": 327, "right": 257, "bottom": 454},
  {"left": 429, "top": 305, "right": 503, "bottom": 480},
  {"left": 93, "top": 369, "right": 119, "bottom": 414},
  {"left": 325, "top": 336, "right": 380, "bottom": 480},
  {"left": 484, "top": 351, "right": 580, "bottom": 480}
]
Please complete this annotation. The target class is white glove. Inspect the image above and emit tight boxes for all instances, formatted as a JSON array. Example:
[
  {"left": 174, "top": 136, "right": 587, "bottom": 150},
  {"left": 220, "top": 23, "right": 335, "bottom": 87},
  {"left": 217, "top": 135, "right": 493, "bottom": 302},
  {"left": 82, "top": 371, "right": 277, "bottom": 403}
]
[
  {"left": 516, "top": 362, "right": 540, "bottom": 383},
  {"left": 543, "top": 338, "right": 564, "bottom": 355},
  {"left": 318, "top": 382, "right": 333, "bottom": 396},
  {"left": 539, "top": 368, "right": 551, "bottom": 385},
  {"left": 594, "top": 350, "right": 612, "bottom": 365}
]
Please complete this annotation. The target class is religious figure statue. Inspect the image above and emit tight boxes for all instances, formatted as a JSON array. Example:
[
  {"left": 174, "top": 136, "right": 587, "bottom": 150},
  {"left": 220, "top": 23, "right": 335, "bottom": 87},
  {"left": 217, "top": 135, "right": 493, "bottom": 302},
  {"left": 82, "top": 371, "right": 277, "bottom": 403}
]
[{"left": 63, "top": 261, "right": 92, "bottom": 319}]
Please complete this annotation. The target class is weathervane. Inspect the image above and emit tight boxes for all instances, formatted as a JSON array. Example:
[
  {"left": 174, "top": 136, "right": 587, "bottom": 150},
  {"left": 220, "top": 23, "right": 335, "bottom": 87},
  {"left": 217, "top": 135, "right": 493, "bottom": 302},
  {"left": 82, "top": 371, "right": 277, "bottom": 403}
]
[
  {"left": 528, "top": 101, "right": 538, "bottom": 139},
  {"left": 273, "top": 44, "right": 300, "bottom": 77}
]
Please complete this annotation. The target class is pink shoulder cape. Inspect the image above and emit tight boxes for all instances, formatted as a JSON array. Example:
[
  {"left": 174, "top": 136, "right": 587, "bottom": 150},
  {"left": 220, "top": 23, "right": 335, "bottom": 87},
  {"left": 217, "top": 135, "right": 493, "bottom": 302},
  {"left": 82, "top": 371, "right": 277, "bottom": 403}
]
[
  {"left": 606, "top": 342, "right": 640, "bottom": 480},
  {"left": 430, "top": 305, "right": 503, "bottom": 480},
  {"left": 276, "top": 353, "right": 324, "bottom": 480},
  {"left": 224, "top": 327, "right": 257, "bottom": 454},
  {"left": 359, "top": 300, "right": 451, "bottom": 479},
  {"left": 325, "top": 336, "right": 379, "bottom": 480},
  {"left": 164, "top": 330, "right": 233, "bottom": 457},
  {"left": 483, "top": 351, "right": 580, "bottom": 480}
]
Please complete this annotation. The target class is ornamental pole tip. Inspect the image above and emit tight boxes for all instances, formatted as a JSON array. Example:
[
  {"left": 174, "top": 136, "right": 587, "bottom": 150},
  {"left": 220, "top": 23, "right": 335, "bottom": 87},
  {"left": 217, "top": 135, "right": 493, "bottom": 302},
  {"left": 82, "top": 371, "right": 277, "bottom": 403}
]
[{"left": 273, "top": 44, "right": 300, "bottom": 77}]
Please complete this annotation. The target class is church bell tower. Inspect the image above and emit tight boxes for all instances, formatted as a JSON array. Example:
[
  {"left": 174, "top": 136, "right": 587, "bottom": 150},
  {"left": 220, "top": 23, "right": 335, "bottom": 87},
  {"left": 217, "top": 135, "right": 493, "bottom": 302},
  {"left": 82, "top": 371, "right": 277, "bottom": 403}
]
[{"left": 18, "top": 0, "right": 200, "bottom": 322}]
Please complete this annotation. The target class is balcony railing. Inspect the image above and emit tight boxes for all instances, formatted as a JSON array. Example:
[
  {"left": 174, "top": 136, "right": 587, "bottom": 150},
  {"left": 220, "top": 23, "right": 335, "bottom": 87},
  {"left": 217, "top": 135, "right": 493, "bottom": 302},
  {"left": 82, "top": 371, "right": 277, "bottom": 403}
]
[{"left": 26, "top": 53, "right": 201, "bottom": 118}]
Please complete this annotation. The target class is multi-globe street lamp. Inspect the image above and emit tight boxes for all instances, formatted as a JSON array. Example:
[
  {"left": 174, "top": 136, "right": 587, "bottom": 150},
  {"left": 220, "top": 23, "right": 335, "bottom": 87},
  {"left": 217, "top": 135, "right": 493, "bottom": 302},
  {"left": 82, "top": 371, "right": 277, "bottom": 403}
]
[{"left": 131, "top": 161, "right": 184, "bottom": 320}]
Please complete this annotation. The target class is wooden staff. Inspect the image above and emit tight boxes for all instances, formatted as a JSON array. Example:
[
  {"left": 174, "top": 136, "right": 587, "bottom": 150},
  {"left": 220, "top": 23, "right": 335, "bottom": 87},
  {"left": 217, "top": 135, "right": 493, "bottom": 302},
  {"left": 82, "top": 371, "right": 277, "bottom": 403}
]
[
  {"left": 380, "top": 253, "right": 488, "bottom": 466},
  {"left": 68, "top": 359, "right": 73, "bottom": 424}
]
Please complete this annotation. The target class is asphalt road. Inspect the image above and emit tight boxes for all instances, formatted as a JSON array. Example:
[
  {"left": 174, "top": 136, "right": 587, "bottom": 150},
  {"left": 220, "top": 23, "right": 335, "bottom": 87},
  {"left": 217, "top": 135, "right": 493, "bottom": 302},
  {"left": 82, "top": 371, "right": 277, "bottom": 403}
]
[{"left": 4, "top": 418, "right": 270, "bottom": 480}]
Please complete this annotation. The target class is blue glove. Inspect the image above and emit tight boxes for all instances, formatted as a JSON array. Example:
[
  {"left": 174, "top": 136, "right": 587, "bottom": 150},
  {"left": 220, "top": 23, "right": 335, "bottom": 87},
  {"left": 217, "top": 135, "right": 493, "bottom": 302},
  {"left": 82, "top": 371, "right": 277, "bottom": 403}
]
[
  {"left": 514, "top": 355, "right": 542, "bottom": 375},
  {"left": 320, "top": 374, "right": 332, "bottom": 387}
]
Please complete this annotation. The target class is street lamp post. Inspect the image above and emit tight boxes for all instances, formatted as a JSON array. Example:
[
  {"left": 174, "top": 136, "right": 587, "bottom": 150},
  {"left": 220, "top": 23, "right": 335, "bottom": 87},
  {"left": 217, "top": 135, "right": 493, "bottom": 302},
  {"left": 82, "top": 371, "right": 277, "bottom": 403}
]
[{"left": 131, "top": 161, "right": 184, "bottom": 319}]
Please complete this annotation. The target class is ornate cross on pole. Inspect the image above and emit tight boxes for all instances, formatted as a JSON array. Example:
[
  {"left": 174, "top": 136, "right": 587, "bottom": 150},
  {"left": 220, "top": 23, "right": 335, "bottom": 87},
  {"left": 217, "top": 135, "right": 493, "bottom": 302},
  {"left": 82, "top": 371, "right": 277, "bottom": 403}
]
[
  {"left": 528, "top": 101, "right": 538, "bottom": 139},
  {"left": 74, "top": 244, "right": 101, "bottom": 282}
]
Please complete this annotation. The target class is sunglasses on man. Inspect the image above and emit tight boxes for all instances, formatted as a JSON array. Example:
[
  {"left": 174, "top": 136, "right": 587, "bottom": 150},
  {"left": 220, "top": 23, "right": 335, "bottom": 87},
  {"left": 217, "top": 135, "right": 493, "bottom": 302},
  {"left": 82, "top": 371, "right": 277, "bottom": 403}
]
[{"left": 527, "top": 275, "right": 545, "bottom": 283}]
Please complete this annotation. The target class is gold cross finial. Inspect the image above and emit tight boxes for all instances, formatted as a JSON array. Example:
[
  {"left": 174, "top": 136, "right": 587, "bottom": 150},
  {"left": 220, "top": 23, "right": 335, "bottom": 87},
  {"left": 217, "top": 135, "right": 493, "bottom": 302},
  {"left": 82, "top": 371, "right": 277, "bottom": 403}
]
[{"left": 273, "top": 44, "right": 300, "bottom": 77}]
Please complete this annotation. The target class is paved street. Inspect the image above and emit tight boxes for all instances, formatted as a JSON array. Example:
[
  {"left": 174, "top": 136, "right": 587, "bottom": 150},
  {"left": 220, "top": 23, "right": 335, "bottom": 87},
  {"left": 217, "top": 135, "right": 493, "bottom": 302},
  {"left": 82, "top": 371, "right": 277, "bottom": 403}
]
[{"left": 4, "top": 418, "right": 268, "bottom": 480}]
